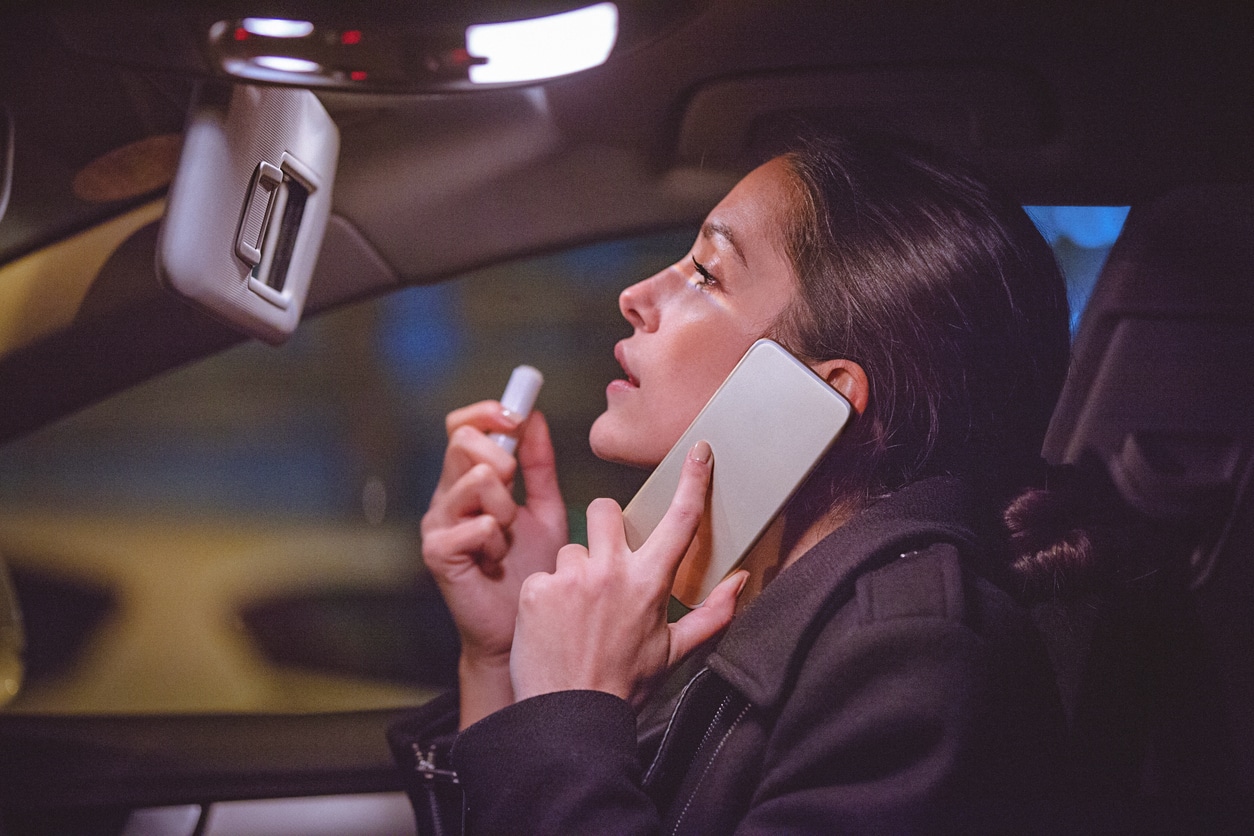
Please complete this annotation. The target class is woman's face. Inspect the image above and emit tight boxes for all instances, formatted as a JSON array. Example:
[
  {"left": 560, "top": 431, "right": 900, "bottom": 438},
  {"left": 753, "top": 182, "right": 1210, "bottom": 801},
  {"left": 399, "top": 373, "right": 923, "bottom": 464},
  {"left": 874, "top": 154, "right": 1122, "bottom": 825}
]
[{"left": 590, "top": 157, "right": 801, "bottom": 468}]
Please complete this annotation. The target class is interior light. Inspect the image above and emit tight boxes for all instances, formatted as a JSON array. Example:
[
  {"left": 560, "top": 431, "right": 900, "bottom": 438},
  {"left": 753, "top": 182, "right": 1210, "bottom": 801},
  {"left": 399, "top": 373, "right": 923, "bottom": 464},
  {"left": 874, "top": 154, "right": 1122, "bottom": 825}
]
[
  {"left": 252, "top": 56, "right": 322, "bottom": 74},
  {"left": 466, "top": 2, "right": 617, "bottom": 84},
  {"left": 242, "top": 18, "right": 315, "bottom": 39}
]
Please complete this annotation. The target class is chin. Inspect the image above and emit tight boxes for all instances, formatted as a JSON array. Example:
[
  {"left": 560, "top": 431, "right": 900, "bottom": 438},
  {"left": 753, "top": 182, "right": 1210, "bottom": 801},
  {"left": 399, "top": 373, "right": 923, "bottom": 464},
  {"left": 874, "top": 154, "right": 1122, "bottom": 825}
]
[{"left": 589, "top": 415, "right": 664, "bottom": 470}]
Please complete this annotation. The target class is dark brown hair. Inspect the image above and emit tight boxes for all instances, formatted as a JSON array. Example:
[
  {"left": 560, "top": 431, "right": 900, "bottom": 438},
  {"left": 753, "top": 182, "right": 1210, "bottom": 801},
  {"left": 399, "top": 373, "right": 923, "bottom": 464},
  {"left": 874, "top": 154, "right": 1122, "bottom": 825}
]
[{"left": 770, "top": 133, "right": 1086, "bottom": 593}]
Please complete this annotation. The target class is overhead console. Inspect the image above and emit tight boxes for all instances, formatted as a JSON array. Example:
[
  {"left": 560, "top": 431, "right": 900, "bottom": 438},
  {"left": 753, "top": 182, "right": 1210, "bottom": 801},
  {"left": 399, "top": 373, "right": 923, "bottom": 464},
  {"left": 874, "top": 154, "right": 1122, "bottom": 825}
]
[
  {"left": 675, "top": 67, "right": 1057, "bottom": 172},
  {"left": 47, "top": 1, "right": 708, "bottom": 93}
]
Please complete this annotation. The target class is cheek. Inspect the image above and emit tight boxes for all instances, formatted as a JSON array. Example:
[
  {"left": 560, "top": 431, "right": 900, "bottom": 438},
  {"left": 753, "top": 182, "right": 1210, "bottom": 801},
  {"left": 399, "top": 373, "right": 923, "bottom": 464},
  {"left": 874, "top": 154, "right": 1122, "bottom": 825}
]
[
  {"left": 592, "top": 306, "right": 773, "bottom": 466},
  {"left": 656, "top": 387, "right": 711, "bottom": 441},
  {"left": 660, "top": 330, "right": 754, "bottom": 424},
  {"left": 590, "top": 347, "right": 739, "bottom": 468},
  {"left": 683, "top": 326, "right": 757, "bottom": 384}
]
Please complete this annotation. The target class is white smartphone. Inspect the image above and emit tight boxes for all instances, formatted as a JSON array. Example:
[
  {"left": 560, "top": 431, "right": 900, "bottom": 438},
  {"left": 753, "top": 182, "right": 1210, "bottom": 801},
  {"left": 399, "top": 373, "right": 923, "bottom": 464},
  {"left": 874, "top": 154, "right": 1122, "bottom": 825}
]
[{"left": 622, "top": 339, "right": 853, "bottom": 607}]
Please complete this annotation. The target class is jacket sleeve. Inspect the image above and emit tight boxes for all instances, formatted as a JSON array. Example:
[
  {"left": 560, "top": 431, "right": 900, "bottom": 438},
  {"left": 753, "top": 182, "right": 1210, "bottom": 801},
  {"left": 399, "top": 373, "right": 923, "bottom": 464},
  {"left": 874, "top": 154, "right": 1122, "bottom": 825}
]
[{"left": 451, "top": 689, "right": 663, "bottom": 835}]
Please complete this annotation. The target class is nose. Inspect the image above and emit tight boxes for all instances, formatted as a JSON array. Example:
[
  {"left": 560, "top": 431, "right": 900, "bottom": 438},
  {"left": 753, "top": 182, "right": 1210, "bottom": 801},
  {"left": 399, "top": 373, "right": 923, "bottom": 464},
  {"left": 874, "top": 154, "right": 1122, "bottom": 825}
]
[{"left": 618, "top": 269, "right": 664, "bottom": 332}]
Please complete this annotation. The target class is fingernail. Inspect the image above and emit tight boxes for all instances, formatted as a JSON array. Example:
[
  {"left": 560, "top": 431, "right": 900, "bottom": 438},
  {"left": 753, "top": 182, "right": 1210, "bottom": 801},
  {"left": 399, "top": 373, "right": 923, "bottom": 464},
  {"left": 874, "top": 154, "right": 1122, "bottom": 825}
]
[
  {"left": 733, "top": 570, "right": 750, "bottom": 597},
  {"left": 500, "top": 407, "right": 522, "bottom": 426},
  {"left": 690, "top": 439, "right": 712, "bottom": 464}
]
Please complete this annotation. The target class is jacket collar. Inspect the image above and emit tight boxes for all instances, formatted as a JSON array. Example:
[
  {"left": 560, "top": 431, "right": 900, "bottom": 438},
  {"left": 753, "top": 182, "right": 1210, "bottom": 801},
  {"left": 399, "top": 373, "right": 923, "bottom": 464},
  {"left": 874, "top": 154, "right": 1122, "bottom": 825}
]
[{"left": 706, "top": 475, "right": 980, "bottom": 712}]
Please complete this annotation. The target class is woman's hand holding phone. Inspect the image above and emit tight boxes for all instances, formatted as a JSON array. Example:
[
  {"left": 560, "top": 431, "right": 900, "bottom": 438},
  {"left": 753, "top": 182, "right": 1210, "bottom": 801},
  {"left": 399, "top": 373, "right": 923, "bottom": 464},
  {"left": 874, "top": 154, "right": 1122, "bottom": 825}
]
[
  {"left": 421, "top": 400, "right": 568, "bottom": 728},
  {"left": 510, "top": 441, "right": 747, "bottom": 708}
]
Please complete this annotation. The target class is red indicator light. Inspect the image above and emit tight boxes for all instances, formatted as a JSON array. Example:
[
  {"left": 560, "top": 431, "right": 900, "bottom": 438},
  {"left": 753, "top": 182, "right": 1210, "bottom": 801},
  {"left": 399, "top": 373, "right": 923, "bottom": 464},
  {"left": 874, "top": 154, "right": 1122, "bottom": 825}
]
[
  {"left": 350, "top": 70, "right": 368, "bottom": 81},
  {"left": 341, "top": 30, "right": 362, "bottom": 45},
  {"left": 443, "top": 48, "right": 486, "bottom": 69},
  {"left": 234, "top": 27, "right": 249, "bottom": 41}
]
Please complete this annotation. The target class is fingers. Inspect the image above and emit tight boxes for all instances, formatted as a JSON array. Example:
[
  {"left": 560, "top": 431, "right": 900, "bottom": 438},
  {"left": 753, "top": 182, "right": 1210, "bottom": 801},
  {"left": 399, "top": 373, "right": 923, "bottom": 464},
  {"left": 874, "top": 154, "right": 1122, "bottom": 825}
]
[
  {"left": 445, "top": 399, "right": 522, "bottom": 439},
  {"left": 668, "top": 570, "right": 748, "bottom": 666},
  {"left": 423, "top": 402, "right": 524, "bottom": 573},
  {"left": 555, "top": 542, "right": 589, "bottom": 573},
  {"left": 422, "top": 458, "right": 517, "bottom": 575},
  {"left": 440, "top": 423, "right": 517, "bottom": 490},
  {"left": 580, "top": 439, "right": 709, "bottom": 583},
  {"left": 422, "top": 515, "right": 511, "bottom": 572},
  {"left": 516, "top": 412, "right": 567, "bottom": 520},
  {"left": 585, "top": 496, "right": 626, "bottom": 555},
  {"left": 644, "top": 440, "right": 713, "bottom": 572},
  {"left": 436, "top": 399, "right": 521, "bottom": 491},
  {"left": 426, "top": 462, "right": 517, "bottom": 528}
]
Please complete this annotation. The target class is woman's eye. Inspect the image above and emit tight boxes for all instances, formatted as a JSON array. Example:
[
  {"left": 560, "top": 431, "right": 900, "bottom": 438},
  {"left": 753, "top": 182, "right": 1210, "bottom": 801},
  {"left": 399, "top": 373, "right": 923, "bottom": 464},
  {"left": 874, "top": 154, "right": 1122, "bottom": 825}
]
[{"left": 691, "top": 256, "right": 719, "bottom": 290}]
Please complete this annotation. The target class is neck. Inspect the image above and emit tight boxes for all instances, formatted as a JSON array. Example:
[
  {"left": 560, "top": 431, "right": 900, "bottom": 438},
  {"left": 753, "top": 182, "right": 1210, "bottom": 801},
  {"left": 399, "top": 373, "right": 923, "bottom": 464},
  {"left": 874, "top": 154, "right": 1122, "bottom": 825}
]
[{"left": 734, "top": 499, "right": 858, "bottom": 608}]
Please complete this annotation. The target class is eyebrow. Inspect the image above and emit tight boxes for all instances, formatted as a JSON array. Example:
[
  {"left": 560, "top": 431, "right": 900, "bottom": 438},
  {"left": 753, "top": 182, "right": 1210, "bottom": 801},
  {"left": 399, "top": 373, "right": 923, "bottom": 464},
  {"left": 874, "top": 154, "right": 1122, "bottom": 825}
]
[{"left": 701, "top": 220, "right": 747, "bottom": 267}]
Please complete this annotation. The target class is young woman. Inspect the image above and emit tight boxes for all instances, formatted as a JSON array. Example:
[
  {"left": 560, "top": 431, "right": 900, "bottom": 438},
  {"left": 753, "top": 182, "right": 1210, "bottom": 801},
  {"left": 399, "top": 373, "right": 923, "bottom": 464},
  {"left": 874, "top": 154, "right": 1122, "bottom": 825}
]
[{"left": 391, "top": 134, "right": 1076, "bottom": 833}]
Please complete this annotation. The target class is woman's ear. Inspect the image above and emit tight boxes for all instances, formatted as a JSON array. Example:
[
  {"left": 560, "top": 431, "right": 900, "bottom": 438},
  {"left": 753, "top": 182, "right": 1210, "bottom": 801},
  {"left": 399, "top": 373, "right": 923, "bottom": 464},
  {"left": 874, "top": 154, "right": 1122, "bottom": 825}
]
[{"left": 810, "top": 358, "right": 869, "bottom": 415}]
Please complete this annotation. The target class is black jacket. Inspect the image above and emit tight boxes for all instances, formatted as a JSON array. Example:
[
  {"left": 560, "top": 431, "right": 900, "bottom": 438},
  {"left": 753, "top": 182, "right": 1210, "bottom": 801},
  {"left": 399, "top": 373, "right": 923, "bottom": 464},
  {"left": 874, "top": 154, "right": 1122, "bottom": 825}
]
[{"left": 389, "top": 476, "right": 1067, "bottom": 834}]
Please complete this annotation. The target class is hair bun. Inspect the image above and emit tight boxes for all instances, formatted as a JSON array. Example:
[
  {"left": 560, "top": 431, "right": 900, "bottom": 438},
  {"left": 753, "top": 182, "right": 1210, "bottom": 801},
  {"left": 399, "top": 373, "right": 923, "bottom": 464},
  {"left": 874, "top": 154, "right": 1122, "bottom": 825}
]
[{"left": 1004, "top": 466, "right": 1099, "bottom": 598}]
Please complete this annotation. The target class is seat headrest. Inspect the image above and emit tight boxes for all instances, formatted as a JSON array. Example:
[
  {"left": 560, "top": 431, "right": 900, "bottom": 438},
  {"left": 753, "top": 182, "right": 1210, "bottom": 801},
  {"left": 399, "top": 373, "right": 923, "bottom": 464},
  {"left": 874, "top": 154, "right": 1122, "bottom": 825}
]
[{"left": 1043, "top": 185, "right": 1254, "bottom": 583}]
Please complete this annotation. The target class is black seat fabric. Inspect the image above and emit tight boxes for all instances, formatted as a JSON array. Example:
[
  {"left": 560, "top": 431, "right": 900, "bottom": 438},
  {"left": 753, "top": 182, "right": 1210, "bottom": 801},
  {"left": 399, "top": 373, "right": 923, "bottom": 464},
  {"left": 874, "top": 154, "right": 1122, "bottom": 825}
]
[{"left": 1040, "top": 185, "right": 1254, "bottom": 833}]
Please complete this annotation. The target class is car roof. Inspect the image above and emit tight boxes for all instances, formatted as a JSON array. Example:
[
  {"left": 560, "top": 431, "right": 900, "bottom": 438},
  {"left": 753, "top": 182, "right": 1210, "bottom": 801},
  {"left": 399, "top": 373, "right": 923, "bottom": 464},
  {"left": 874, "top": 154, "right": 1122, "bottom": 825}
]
[{"left": 1, "top": 0, "right": 1252, "bottom": 440}]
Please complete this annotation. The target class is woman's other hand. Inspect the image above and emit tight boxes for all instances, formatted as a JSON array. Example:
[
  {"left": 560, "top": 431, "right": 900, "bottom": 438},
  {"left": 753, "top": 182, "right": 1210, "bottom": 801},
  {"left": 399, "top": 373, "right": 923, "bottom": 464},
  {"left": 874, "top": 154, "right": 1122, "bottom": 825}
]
[
  {"left": 510, "top": 441, "right": 747, "bottom": 708},
  {"left": 421, "top": 401, "right": 568, "bottom": 727}
]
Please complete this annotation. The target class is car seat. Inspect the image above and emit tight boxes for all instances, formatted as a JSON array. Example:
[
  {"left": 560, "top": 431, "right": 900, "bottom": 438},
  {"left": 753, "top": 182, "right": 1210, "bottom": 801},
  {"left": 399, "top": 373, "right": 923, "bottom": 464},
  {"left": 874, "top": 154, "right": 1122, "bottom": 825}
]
[{"left": 1041, "top": 185, "right": 1254, "bottom": 833}]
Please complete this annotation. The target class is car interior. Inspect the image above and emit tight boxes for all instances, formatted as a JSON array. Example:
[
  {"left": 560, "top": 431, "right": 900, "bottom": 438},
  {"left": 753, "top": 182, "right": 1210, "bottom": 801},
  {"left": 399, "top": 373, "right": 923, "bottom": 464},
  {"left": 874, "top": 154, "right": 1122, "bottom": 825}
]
[
  {"left": 0, "top": 0, "right": 1251, "bottom": 833},
  {"left": 1040, "top": 183, "right": 1254, "bottom": 829}
]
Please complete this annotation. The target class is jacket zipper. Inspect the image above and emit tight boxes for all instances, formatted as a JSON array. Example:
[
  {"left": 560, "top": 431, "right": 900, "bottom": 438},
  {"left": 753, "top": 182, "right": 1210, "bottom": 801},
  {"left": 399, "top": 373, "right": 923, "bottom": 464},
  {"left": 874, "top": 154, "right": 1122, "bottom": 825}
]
[
  {"left": 642, "top": 666, "right": 752, "bottom": 836},
  {"left": 642, "top": 667, "right": 712, "bottom": 787},
  {"left": 669, "top": 697, "right": 750, "bottom": 835},
  {"left": 690, "top": 694, "right": 735, "bottom": 774},
  {"left": 413, "top": 742, "right": 458, "bottom": 836}
]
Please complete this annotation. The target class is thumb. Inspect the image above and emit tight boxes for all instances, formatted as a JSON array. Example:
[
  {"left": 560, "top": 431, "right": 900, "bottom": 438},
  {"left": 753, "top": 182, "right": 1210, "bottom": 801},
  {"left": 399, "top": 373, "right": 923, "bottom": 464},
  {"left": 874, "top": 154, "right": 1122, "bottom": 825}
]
[
  {"left": 667, "top": 570, "right": 749, "bottom": 667},
  {"left": 517, "top": 411, "right": 565, "bottom": 516}
]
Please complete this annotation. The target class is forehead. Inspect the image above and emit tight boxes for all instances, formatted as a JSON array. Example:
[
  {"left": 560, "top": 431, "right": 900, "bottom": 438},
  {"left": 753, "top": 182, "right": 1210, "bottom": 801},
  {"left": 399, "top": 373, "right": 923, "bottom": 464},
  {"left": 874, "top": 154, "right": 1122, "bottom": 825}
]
[{"left": 704, "top": 158, "right": 795, "bottom": 258}]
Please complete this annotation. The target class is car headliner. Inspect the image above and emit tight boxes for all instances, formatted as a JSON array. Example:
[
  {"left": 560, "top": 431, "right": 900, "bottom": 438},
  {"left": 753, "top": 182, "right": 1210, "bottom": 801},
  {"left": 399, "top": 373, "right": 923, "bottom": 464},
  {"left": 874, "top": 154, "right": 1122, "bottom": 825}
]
[{"left": 0, "top": 0, "right": 1251, "bottom": 442}]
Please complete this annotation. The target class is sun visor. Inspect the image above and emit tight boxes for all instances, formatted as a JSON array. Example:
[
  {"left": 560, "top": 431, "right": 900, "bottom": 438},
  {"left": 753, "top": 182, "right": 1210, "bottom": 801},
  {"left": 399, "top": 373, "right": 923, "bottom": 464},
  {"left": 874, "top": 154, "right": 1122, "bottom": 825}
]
[{"left": 158, "top": 84, "right": 339, "bottom": 345}]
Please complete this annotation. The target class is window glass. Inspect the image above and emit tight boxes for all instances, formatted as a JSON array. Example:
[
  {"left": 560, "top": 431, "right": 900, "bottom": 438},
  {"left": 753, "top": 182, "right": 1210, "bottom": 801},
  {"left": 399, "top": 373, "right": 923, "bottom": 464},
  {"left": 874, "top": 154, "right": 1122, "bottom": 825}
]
[
  {"left": 1025, "top": 206, "right": 1130, "bottom": 332},
  {"left": 0, "top": 231, "right": 685, "bottom": 715},
  {"left": 0, "top": 211, "right": 1122, "bottom": 716}
]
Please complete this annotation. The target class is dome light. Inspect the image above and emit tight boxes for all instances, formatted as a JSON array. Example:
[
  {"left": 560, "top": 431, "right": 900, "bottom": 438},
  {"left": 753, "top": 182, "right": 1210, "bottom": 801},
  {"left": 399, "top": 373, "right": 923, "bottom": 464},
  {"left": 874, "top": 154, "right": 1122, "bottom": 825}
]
[
  {"left": 466, "top": 3, "right": 617, "bottom": 84},
  {"left": 242, "top": 18, "right": 315, "bottom": 39},
  {"left": 252, "top": 56, "right": 322, "bottom": 74}
]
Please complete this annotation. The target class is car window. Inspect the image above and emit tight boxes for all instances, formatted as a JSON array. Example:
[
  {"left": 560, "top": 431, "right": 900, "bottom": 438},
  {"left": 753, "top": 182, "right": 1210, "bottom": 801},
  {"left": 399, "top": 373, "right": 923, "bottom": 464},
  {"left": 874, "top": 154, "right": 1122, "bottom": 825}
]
[
  {"left": 1025, "top": 205, "right": 1130, "bottom": 331},
  {"left": 0, "top": 230, "right": 684, "bottom": 715},
  {"left": 0, "top": 210, "right": 1125, "bottom": 716}
]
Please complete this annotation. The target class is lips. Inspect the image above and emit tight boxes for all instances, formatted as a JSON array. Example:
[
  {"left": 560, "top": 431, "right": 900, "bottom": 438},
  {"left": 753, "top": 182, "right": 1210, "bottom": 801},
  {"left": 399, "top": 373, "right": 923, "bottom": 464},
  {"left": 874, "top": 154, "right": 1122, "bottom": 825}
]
[{"left": 614, "top": 342, "right": 639, "bottom": 387}]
